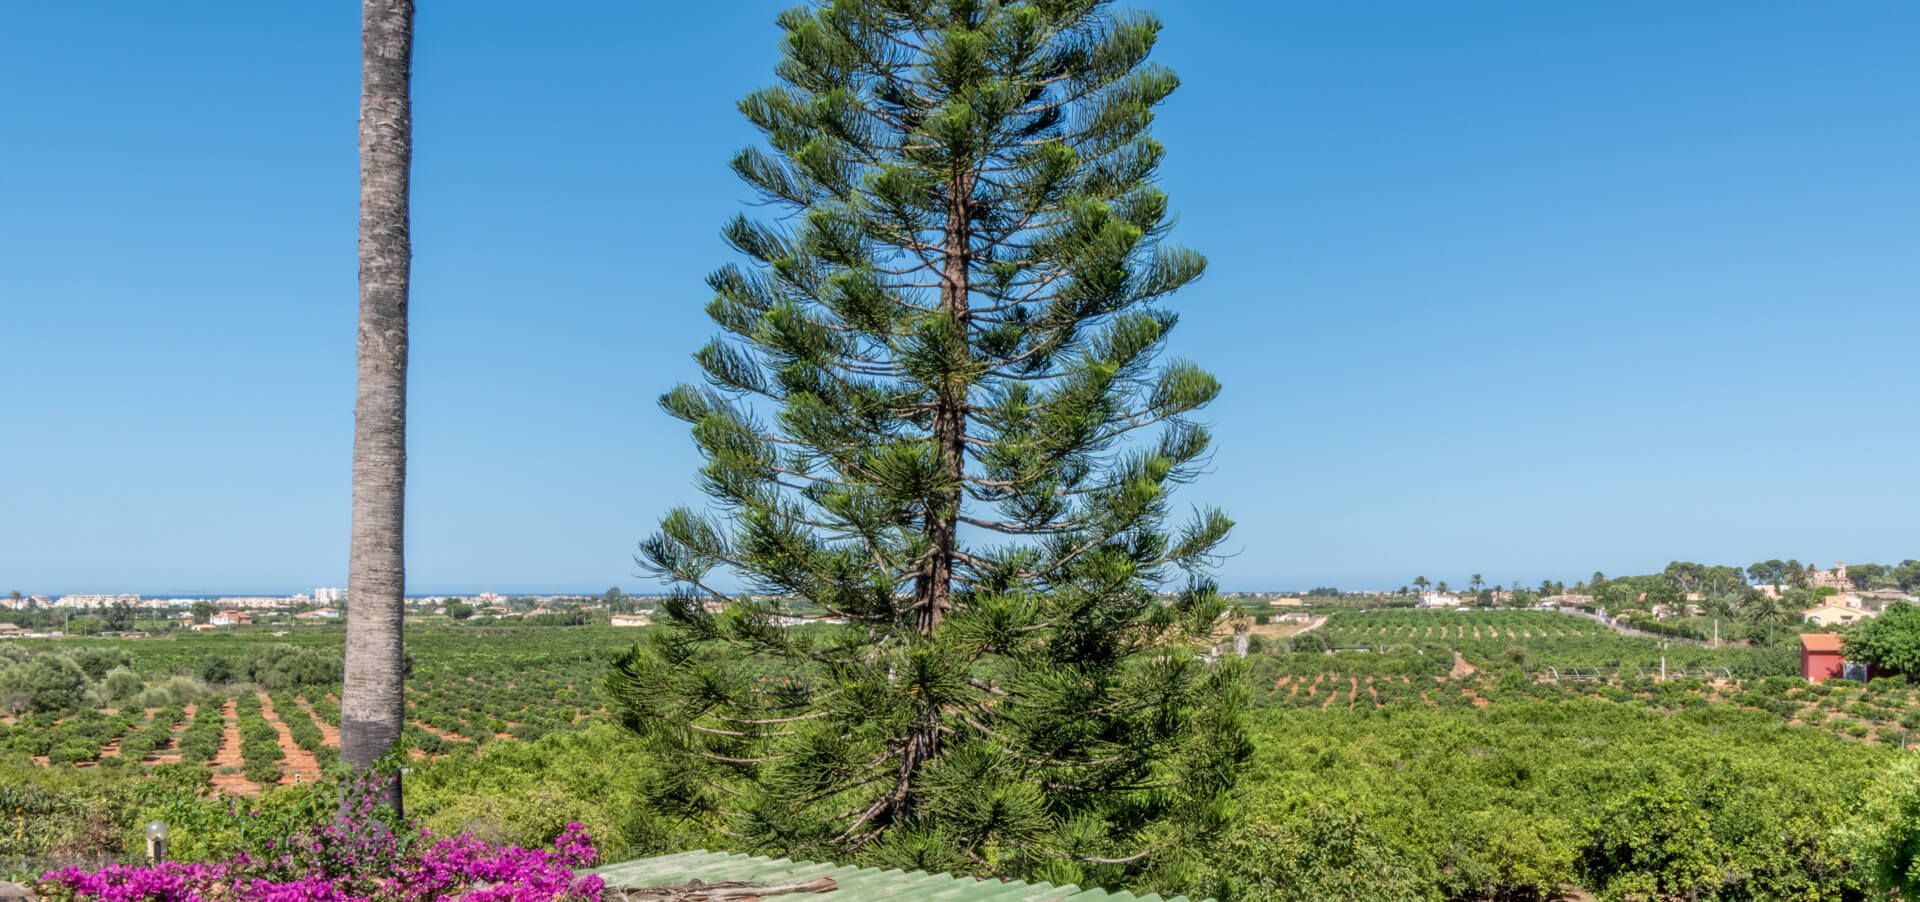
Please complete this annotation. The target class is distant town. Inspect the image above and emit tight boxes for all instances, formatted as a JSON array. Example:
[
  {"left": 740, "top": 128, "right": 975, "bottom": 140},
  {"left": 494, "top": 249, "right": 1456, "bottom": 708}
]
[
  {"left": 7, "top": 559, "right": 1913, "bottom": 643},
  {"left": 0, "top": 587, "right": 658, "bottom": 639}
]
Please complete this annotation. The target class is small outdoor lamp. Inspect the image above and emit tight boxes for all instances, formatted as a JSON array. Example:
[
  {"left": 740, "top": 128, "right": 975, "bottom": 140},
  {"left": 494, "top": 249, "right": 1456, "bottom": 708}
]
[{"left": 144, "top": 821, "right": 170, "bottom": 862}]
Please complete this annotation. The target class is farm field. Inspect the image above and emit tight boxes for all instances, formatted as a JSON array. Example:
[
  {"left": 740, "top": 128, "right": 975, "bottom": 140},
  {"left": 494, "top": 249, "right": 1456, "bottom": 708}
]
[
  {"left": 4, "top": 610, "right": 1917, "bottom": 897},
  {"left": 1259, "top": 609, "right": 1917, "bottom": 746},
  {"left": 0, "top": 624, "right": 637, "bottom": 794},
  {"left": 2, "top": 612, "right": 1903, "bottom": 793},
  {"left": 1314, "top": 608, "right": 1797, "bottom": 677}
]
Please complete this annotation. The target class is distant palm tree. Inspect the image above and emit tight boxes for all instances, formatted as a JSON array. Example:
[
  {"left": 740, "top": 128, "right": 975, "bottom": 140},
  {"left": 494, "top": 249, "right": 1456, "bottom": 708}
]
[
  {"left": 1436, "top": 581, "right": 1450, "bottom": 594},
  {"left": 1413, "top": 576, "right": 1430, "bottom": 593},
  {"left": 1736, "top": 591, "right": 1794, "bottom": 642},
  {"left": 341, "top": 0, "right": 414, "bottom": 815},
  {"left": 1469, "top": 574, "right": 1484, "bottom": 593}
]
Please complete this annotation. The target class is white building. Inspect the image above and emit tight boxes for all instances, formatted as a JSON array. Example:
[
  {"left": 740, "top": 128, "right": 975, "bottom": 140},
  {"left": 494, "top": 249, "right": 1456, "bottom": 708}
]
[
  {"left": 1417, "top": 592, "right": 1464, "bottom": 609},
  {"left": 206, "top": 596, "right": 289, "bottom": 610},
  {"left": 1804, "top": 604, "right": 1875, "bottom": 628},
  {"left": 53, "top": 594, "right": 141, "bottom": 609},
  {"left": 315, "top": 587, "right": 344, "bottom": 604}
]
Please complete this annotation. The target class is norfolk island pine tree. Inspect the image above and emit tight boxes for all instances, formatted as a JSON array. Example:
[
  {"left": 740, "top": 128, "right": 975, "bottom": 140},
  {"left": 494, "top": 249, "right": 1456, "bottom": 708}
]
[{"left": 606, "top": 1, "right": 1247, "bottom": 894}]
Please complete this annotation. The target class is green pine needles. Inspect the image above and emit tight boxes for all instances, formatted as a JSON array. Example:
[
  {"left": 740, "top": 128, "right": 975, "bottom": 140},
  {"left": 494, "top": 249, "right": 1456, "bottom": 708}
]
[{"left": 607, "top": 0, "right": 1246, "bottom": 890}]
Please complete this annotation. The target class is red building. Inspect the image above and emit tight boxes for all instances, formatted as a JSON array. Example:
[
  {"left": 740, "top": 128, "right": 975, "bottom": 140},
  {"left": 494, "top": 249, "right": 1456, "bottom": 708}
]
[{"left": 1799, "top": 633, "right": 1845, "bottom": 683}]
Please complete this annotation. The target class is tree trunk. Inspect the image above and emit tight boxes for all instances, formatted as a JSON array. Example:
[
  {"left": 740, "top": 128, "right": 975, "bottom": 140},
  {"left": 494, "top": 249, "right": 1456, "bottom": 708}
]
[
  {"left": 341, "top": 0, "right": 413, "bottom": 815},
  {"left": 913, "top": 172, "right": 972, "bottom": 639},
  {"left": 886, "top": 175, "right": 972, "bottom": 831}
]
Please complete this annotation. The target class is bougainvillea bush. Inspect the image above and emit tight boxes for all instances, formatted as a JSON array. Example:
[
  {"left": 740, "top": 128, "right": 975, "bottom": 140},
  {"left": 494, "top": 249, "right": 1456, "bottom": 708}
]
[{"left": 37, "top": 794, "right": 604, "bottom": 902}]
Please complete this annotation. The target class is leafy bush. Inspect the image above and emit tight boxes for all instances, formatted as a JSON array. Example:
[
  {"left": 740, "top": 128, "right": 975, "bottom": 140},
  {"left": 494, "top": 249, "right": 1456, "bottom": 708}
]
[
  {"left": 1836, "top": 753, "right": 1920, "bottom": 898},
  {"left": 1195, "top": 807, "right": 1433, "bottom": 901},
  {"left": 1290, "top": 632, "right": 1329, "bottom": 654},
  {"left": 98, "top": 667, "right": 143, "bottom": 704},
  {"left": 240, "top": 646, "right": 341, "bottom": 690},
  {"left": 197, "top": 655, "right": 235, "bottom": 684},
  {"left": 0, "top": 655, "right": 92, "bottom": 714},
  {"left": 66, "top": 648, "right": 133, "bottom": 681}
]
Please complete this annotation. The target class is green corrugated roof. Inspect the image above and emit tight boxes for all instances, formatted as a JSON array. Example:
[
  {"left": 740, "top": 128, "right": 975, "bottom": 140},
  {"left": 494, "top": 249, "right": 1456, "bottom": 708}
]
[{"left": 593, "top": 849, "right": 1191, "bottom": 901}]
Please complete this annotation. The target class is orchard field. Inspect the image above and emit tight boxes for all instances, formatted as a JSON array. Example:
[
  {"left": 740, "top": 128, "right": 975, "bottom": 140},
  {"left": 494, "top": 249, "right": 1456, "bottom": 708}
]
[
  {"left": 0, "top": 624, "right": 632, "bottom": 794},
  {"left": 5, "top": 611, "right": 1918, "bottom": 898}
]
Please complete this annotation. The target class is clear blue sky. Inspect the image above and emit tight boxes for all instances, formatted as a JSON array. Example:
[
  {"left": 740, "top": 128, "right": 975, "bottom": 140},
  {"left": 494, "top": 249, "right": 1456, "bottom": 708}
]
[{"left": 3, "top": 2, "right": 1915, "bottom": 596}]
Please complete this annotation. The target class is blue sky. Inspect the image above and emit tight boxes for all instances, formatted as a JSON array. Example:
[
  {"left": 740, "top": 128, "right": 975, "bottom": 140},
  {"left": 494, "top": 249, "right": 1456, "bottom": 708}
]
[{"left": 3, "top": 2, "right": 1915, "bottom": 595}]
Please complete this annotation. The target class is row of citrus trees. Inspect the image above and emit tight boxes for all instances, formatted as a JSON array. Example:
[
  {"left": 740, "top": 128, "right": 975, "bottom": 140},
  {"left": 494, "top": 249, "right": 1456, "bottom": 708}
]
[{"left": 1, "top": 626, "right": 639, "bottom": 769}]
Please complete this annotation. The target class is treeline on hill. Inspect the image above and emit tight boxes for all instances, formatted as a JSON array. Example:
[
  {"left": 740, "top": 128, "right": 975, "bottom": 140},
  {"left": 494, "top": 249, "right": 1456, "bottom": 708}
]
[{"left": 1376, "top": 558, "right": 1919, "bottom": 603}]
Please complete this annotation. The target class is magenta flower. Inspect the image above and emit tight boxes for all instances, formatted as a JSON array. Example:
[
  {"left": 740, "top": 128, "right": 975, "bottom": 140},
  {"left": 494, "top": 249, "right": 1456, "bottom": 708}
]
[{"left": 38, "top": 819, "right": 604, "bottom": 902}]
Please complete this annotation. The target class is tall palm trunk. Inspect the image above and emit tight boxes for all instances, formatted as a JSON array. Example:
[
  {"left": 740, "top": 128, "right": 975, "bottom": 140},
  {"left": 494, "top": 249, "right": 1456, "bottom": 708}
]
[{"left": 342, "top": 0, "right": 413, "bottom": 814}]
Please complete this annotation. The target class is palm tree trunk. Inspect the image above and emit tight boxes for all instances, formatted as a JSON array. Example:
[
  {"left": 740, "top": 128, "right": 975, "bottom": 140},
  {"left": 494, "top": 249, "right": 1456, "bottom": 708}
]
[{"left": 341, "top": 0, "right": 413, "bottom": 815}]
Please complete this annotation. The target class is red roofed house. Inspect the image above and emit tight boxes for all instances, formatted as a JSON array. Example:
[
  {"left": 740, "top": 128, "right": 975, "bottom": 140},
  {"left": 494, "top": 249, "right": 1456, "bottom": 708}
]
[{"left": 1800, "top": 633, "right": 1845, "bottom": 683}]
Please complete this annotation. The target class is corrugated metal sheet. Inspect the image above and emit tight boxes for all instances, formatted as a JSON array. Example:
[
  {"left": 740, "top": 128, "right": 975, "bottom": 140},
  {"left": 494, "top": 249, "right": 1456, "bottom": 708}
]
[{"left": 593, "top": 849, "right": 1191, "bottom": 901}]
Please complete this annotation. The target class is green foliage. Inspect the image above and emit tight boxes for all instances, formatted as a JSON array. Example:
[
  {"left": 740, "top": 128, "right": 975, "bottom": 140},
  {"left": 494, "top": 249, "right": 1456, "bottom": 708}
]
[
  {"left": 99, "top": 667, "right": 144, "bottom": 703},
  {"left": 235, "top": 693, "right": 285, "bottom": 785},
  {"left": 612, "top": 0, "right": 1240, "bottom": 887},
  {"left": 0, "top": 653, "right": 92, "bottom": 714},
  {"left": 1845, "top": 602, "right": 1920, "bottom": 676},
  {"left": 1317, "top": 609, "right": 1795, "bottom": 676},
  {"left": 198, "top": 655, "right": 235, "bottom": 684},
  {"left": 1194, "top": 806, "right": 1432, "bottom": 902},
  {"left": 69, "top": 647, "right": 135, "bottom": 681},
  {"left": 176, "top": 698, "right": 230, "bottom": 764},
  {"left": 1579, "top": 778, "right": 1723, "bottom": 900},
  {"left": 405, "top": 722, "right": 695, "bottom": 865},
  {"left": 0, "top": 761, "right": 233, "bottom": 879},
  {"left": 1235, "top": 699, "right": 1883, "bottom": 900},
  {"left": 1837, "top": 752, "right": 1920, "bottom": 896},
  {"left": 239, "top": 645, "right": 341, "bottom": 690}
]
